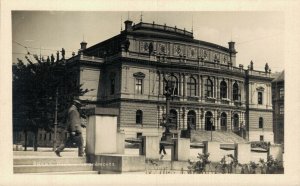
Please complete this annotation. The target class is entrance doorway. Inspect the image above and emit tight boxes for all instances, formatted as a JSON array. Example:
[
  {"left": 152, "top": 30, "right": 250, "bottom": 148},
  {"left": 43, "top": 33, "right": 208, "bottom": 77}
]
[
  {"left": 220, "top": 112, "right": 227, "bottom": 131},
  {"left": 187, "top": 110, "right": 196, "bottom": 130},
  {"left": 169, "top": 109, "right": 178, "bottom": 130},
  {"left": 205, "top": 111, "right": 214, "bottom": 131}
]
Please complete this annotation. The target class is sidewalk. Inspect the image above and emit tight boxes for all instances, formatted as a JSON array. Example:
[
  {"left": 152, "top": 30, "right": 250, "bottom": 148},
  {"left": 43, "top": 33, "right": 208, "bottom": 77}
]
[{"left": 14, "top": 147, "right": 203, "bottom": 160}]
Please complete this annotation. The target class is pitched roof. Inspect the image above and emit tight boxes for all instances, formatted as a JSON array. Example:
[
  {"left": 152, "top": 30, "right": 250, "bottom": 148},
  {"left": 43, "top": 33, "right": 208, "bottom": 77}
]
[{"left": 272, "top": 70, "right": 284, "bottom": 82}]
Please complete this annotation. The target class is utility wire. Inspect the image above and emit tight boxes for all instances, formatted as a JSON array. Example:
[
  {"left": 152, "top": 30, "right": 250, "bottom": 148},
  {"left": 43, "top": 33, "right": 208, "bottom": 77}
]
[
  {"left": 13, "top": 40, "right": 76, "bottom": 53},
  {"left": 236, "top": 32, "right": 283, "bottom": 45}
]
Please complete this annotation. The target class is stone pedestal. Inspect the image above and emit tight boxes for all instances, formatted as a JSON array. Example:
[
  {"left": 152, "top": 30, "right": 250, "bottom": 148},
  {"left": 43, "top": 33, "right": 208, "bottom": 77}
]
[
  {"left": 86, "top": 108, "right": 119, "bottom": 155},
  {"left": 139, "top": 136, "right": 160, "bottom": 160},
  {"left": 94, "top": 154, "right": 145, "bottom": 174},
  {"left": 236, "top": 143, "right": 251, "bottom": 164},
  {"left": 268, "top": 144, "right": 283, "bottom": 162},
  {"left": 203, "top": 141, "right": 222, "bottom": 162},
  {"left": 171, "top": 138, "right": 190, "bottom": 161},
  {"left": 116, "top": 131, "right": 125, "bottom": 154}
]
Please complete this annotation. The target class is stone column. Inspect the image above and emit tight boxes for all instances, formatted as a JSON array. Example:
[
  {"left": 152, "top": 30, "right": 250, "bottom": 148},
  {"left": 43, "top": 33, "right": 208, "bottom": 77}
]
[
  {"left": 183, "top": 74, "right": 187, "bottom": 97},
  {"left": 216, "top": 77, "right": 220, "bottom": 100},
  {"left": 228, "top": 79, "right": 231, "bottom": 100},
  {"left": 240, "top": 81, "right": 244, "bottom": 102},
  {"left": 180, "top": 74, "right": 183, "bottom": 96},
  {"left": 182, "top": 107, "right": 186, "bottom": 129},
  {"left": 201, "top": 75, "right": 204, "bottom": 100},
  {"left": 198, "top": 75, "right": 201, "bottom": 98},
  {"left": 160, "top": 72, "right": 164, "bottom": 95},
  {"left": 213, "top": 76, "right": 217, "bottom": 98}
]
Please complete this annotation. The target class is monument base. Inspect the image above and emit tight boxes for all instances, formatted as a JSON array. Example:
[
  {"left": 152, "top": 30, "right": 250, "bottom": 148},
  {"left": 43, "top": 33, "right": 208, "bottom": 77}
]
[{"left": 90, "top": 154, "right": 145, "bottom": 174}]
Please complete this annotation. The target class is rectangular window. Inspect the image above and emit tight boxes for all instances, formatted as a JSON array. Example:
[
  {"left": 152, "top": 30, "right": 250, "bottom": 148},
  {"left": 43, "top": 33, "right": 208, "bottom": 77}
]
[
  {"left": 136, "top": 132, "right": 143, "bottom": 139},
  {"left": 280, "top": 104, "right": 284, "bottom": 115},
  {"left": 279, "top": 88, "right": 284, "bottom": 99},
  {"left": 260, "top": 135, "right": 264, "bottom": 142},
  {"left": 258, "top": 92, "right": 263, "bottom": 104},
  {"left": 110, "top": 78, "right": 115, "bottom": 95},
  {"left": 135, "top": 79, "right": 143, "bottom": 94}
]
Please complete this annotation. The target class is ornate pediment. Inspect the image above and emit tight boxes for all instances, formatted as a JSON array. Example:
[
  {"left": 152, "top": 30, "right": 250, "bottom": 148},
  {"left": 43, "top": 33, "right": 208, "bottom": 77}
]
[
  {"left": 133, "top": 72, "right": 145, "bottom": 78},
  {"left": 256, "top": 86, "right": 265, "bottom": 91}
]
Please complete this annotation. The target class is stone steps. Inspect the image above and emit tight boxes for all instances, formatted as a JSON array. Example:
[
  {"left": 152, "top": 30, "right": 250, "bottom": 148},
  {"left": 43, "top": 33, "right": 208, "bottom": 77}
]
[
  {"left": 13, "top": 149, "right": 96, "bottom": 174},
  {"left": 191, "top": 131, "right": 247, "bottom": 143},
  {"left": 14, "top": 157, "right": 87, "bottom": 165},
  {"left": 14, "top": 163, "right": 94, "bottom": 173}
]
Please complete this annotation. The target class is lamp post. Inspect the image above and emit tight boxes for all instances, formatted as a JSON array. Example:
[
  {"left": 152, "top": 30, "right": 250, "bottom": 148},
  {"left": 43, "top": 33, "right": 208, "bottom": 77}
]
[
  {"left": 210, "top": 118, "right": 214, "bottom": 141},
  {"left": 53, "top": 87, "right": 58, "bottom": 151}
]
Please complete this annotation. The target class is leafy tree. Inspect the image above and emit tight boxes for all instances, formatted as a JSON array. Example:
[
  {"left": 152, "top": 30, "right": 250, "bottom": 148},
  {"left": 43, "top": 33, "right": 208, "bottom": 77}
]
[{"left": 13, "top": 53, "right": 91, "bottom": 151}]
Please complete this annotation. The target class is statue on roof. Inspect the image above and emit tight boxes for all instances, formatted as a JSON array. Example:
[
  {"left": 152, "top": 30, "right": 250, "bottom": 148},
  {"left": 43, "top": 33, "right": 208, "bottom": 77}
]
[
  {"left": 265, "top": 63, "right": 269, "bottom": 73},
  {"left": 250, "top": 61, "right": 254, "bottom": 70}
]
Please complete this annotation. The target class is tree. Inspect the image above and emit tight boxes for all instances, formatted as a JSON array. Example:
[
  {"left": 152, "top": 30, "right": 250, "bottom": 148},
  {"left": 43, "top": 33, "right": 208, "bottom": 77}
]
[{"left": 13, "top": 53, "right": 91, "bottom": 151}]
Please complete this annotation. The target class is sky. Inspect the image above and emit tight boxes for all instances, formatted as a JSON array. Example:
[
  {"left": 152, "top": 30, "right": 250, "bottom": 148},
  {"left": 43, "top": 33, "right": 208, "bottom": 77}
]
[{"left": 12, "top": 11, "right": 285, "bottom": 72}]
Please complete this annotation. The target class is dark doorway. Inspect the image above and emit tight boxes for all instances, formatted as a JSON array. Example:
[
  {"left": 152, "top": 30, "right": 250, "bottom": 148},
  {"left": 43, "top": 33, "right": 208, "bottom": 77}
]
[
  {"left": 169, "top": 109, "right": 178, "bottom": 129},
  {"left": 205, "top": 111, "right": 214, "bottom": 131},
  {"left": 220, "top": 112, "right": 227, "bottom": 131},
  {"left": 187, "top": 110, "right": 196, "bottom": 130}
]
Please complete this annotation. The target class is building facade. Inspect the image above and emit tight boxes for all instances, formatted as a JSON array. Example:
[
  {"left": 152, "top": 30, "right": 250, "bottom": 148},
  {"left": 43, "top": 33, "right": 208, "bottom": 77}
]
[
  {"left": 65, "top": 20, "right": 274, "bottom": 143},
  {"left": 272, "top": 71, "right": 284, "bottom": 144}
]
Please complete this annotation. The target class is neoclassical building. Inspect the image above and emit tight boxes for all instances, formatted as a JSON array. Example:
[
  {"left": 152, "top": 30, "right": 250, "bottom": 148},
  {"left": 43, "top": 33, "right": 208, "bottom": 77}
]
[{"left": 67, "top": 20, "right": 274, "bottom": 143}]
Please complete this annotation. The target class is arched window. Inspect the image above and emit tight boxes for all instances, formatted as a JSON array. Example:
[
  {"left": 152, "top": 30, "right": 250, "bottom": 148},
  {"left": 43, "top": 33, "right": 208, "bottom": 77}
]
[
  {"left": 169, "top": 75, "right": 178, "bottom": 95},
  {"left": 187, "top": 110, "right": 196, "bottom": 130},
  {"left": 259, "top": 117, "right": 263, "bottom": 128},
  {"left": 136, "top": 110, "right": 143, "bottom": 124},
  {"left": 205, "top": 111, "right": 214, "bottom": 131},
  {"left": 205, "top": 78, "right": 213, "bottom": 97},
  {"left": 233, "top": 114, "right": 239, "bottom": 131},
  {"left": 187, "top": 77, "right": 196, "bottom": 97},
  {"left": 221, "top": 112, "right": 227, "bottom": 131},
  {"left": 233, "top": 82, "right": 239, "bottom": 101},
  {"left": 169, "top": 109, "right": 178, "bottom": 129},
  {"left": 220, "top": 80, "right": 227, "bottom": 98}
]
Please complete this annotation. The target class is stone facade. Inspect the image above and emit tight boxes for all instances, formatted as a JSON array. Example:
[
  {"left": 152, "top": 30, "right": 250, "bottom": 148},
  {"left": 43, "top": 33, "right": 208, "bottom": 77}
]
[
  {"left": 272, "top": 71, "right": 284, "bottom": 144},
  {"left": 66, "top": 20, "right": 274, "bottom": 143}
]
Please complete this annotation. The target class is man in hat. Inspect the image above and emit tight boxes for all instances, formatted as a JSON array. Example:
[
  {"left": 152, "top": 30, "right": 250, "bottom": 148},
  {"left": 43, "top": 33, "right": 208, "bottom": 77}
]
[{"left": 55, "top": 99, "right": 86, "bottom": 157}]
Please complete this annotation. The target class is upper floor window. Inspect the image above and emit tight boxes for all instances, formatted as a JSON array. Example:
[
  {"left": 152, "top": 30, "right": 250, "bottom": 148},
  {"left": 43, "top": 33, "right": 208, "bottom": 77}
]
[
  {"left": 136, "top": 110, "right": 143, "bottom": 124},
  {"left": 133, "top": 72, "right": 145, "bottom": 95},
  {"left": 258, "top": 92, "right": 263, "bottom": 104},
  {"left": 220, "top": 80, "right": 227, "bottom": 98},
  {"left": 135, "top": 79, "right": 143, "bottom": 94},
  {"left": 110, "top": 78, "right": 115, "bottom": 95},
  {"left": 280, "top": 104, "right": 284, "bottom": 115},
  {"left": 170, "top": 75, "right": 179, "bottom": 95},
  {"left": 279, "top": 88, "right": 284, "bottom": 99},
  {"left": 233, "top": 82, "right": 239, "bottom": 101},
  {"left": 205, "top": 78, "right": 213, "bottom": 97},
  {"left": 259, "top": 117, "right": 264, "bottom": 128},
  {"left": 187, "top": 77, "right": 196, "bottom": 97}
]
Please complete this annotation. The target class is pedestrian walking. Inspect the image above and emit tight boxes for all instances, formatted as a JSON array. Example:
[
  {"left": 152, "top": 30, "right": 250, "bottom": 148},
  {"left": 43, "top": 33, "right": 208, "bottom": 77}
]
[
  {"left": 159, "top": 132, "right": 167, "bottom": 159},
  {"left": 55, "top": 99, "right": 86, "bottom": 157}
]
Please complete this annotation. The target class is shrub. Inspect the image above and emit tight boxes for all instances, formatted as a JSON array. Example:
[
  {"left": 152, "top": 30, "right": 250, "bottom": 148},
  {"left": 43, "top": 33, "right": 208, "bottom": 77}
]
[{"left": 187, "top": 153, "right": 210, "bottom": 174}]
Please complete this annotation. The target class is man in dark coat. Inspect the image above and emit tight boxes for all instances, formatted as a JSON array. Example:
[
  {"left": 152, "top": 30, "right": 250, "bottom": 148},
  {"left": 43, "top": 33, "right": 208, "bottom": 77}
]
[{"left": 55, "top": 99, "right": 86, "bottom": 157}]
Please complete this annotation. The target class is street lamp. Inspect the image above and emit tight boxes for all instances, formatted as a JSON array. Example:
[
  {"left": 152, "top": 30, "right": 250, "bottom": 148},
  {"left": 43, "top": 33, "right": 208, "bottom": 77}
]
[
  {"left": 210, "top": 118, "right": 214, "bottom": 141},
  {"left": 53, "top": 87, "right": 58, "bottom": 151}
]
